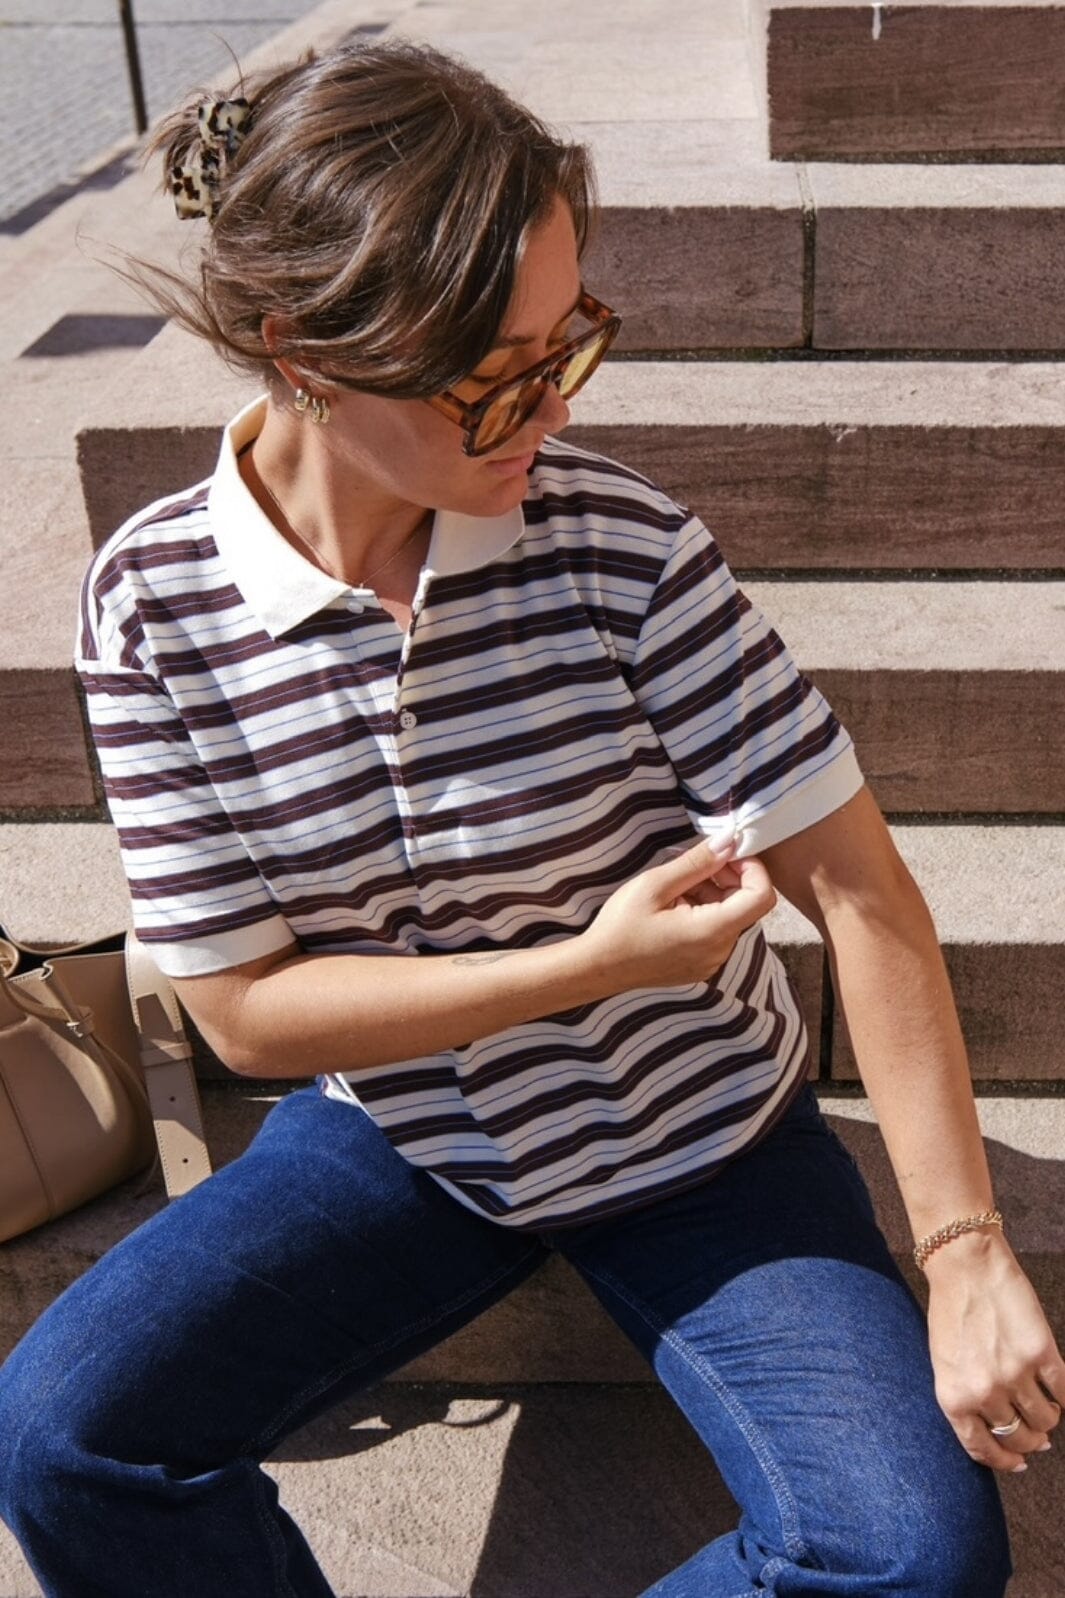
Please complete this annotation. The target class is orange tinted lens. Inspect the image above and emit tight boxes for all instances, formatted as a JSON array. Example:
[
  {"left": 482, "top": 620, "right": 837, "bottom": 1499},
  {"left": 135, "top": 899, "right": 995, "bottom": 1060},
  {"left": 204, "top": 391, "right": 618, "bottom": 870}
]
[
  {"left": 473, "top": 378, "right": 540, "bottom": 453},
  {"left": 557, "top": 326, "right": 612, "bottom": 398},
  {"left": 471, "top": 325, "right": 615, "bottom": 455}
]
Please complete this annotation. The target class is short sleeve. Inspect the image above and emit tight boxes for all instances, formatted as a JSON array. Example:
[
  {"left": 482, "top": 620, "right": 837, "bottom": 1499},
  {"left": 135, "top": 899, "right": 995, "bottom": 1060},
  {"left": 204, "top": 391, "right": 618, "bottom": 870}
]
[
  {"left": 627, "top": 514, "right": 865, "bottom": 856},
  {"left": 75, "top": 583, "right": 295, "bottom": 978}
]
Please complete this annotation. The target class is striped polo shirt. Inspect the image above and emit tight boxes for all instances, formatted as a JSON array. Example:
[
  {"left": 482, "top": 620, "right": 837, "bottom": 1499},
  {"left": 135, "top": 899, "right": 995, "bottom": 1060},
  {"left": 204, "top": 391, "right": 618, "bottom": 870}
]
[{"left": 75, "top": 394, "right": 865, "bottom": 1232}]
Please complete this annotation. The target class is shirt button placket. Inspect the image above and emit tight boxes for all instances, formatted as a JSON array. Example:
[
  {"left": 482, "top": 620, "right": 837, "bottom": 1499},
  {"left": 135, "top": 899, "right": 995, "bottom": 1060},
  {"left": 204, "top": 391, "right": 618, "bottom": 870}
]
[{"left": 394, "top": 584, "right": 428, "bottom": 848}]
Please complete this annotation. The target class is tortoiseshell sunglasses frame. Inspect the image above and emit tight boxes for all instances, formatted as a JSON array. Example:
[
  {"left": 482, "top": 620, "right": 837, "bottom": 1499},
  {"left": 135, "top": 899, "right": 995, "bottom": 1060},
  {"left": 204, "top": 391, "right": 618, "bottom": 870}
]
[{"left": 424, "top": 290, "right": 622, "bottom": 457}]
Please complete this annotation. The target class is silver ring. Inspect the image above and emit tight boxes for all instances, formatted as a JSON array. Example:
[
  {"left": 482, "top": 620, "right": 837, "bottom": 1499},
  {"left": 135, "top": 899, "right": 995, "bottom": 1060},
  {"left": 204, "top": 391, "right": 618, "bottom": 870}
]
[{"left": 988, "top": 1413, "right": 1023, "bottom": 1438}]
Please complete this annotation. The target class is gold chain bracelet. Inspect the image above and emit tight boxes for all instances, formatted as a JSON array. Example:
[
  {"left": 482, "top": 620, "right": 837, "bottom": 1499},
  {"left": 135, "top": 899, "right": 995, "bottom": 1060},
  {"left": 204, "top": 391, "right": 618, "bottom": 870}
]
[{"left": 913, "top": 1209, "right": 1004, "bottom": 1272}]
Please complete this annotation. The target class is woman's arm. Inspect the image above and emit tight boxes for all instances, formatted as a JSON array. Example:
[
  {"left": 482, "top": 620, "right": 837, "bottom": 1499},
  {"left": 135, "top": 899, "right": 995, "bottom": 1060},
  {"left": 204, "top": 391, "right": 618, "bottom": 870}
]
[
  {"left": 760, "top": 782, "right": 1064, "bottom": 1473},
  {"left": 763, "top": 784, "right": 997, "bottom": 1244},
  {"left": 171, "top": 833, "right": 771, "bottom": 1077}
]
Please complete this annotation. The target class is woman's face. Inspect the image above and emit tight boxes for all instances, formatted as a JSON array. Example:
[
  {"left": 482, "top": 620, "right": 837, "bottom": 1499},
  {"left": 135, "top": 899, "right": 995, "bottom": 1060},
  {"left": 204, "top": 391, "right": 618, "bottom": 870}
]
[{"left": 316, "top": 190, "right": 581, "bottom": 516}]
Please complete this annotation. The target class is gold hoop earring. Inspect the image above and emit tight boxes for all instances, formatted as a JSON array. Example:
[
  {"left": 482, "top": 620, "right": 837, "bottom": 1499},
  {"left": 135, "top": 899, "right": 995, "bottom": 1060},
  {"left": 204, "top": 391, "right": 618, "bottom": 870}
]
[
  {"left": 293, "top": 388, "right": 311, "bottom": 414},
  {"left": 310, "top": 396, "right": 330, "bottom": 425}
]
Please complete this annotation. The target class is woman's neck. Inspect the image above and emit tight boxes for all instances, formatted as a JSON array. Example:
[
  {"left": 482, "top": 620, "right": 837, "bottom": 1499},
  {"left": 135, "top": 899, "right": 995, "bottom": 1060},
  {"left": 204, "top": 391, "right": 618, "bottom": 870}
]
[{"left": 239, "top": 401, "right": 432, "bottom": 591}]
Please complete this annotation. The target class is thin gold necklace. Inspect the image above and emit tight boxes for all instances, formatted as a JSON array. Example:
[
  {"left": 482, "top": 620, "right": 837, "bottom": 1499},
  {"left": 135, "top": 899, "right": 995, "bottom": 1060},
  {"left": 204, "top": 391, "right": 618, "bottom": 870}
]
[{"left": 251, "top": 453, "right": 431, "bottom": 587}]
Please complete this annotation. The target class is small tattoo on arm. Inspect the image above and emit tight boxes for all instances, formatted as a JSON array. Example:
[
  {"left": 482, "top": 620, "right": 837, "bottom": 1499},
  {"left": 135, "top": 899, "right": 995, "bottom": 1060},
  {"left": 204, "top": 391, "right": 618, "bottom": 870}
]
[{"left": 451, "top": 951, "right": 516, "bottom": 966}]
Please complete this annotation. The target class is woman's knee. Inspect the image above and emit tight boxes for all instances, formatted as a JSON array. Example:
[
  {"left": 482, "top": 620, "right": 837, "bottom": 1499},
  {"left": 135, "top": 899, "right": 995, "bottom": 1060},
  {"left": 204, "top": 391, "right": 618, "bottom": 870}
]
[
  {"left": 818, "top": 1457, "right": 1013, "bottom": 1597},
  {"left": 0, "top": 1322, "right": 80, "bottom": 1525},
  {"left": 894, "top": 1468, "right": 1012, "bottom": 1598},
  {"left": 0, "top": 1246, "right": 182, "bottom": 1523}
]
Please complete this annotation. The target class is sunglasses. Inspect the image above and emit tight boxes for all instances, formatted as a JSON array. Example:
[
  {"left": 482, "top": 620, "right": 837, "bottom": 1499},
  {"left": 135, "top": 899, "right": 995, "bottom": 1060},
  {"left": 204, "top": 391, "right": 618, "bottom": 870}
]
[{"left": 425, "top": 290, "right": 622, "bottom": 458}]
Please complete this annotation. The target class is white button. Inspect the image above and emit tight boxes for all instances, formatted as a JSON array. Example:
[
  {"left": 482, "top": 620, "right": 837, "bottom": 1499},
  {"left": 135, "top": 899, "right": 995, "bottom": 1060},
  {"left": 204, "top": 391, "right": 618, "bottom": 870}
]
[{"left": 399, "top": 710, "right": 418, "bottom": 730}]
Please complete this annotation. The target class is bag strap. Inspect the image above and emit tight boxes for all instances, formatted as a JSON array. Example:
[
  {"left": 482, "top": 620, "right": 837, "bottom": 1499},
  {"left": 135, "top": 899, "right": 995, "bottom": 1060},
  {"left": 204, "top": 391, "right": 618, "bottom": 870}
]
[{"left": 124, "top": 934, "right": 213, "bottom": 1197}]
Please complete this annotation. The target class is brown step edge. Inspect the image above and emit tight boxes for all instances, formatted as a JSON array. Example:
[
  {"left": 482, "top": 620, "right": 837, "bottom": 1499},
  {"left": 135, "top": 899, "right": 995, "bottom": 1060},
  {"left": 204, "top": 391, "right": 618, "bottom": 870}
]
[
  {"left": 803, "top": 163, "right": 1065, "bottom": 351},
  {"left": 569, "top": 360, "right": 1065, "bottom": 572},
  {"left": 754, "top": 0, "right": 1065, "bottom": 162},
  {"left": 742, "top": 580, "right": 1065, "bottom": 813},
  {"left": 502, "top": 115, "right": 805, "bottom": 352},
  {"left": 0, "top": 1084, "right": 1060, "bottom": 1598},
  {"left": 832, "top": 823, "right": 1065, "bottom": 1083}
]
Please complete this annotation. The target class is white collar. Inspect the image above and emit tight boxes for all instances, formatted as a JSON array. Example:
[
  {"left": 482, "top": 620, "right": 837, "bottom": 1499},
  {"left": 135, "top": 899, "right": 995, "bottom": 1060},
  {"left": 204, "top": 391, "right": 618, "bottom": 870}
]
[{"left": 207, "top": 395, "right": 526, "bottom": 639}]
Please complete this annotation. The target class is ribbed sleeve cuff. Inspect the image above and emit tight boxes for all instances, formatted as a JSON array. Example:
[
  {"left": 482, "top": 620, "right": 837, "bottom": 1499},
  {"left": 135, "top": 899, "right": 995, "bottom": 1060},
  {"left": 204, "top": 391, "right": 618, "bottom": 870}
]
[
  {"left": 136, "top": 913, "right": 296, "bottom": 976},
  {"left": 698, "top": 744, "right": 866, "bottom": 859}
]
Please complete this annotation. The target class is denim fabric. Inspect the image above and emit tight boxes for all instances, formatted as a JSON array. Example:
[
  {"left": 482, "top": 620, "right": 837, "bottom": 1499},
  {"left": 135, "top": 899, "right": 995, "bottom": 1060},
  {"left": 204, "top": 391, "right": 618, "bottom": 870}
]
[{"left": 0, "top": 1080, "right": 1011, "bottom": 1597}]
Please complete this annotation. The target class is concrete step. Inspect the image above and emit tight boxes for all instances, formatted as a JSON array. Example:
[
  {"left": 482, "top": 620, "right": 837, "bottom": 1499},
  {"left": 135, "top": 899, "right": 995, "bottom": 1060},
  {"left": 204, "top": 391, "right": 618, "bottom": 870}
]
[
  {"left": 1, "top": 1085, "right": 1061, "bottom": 1596},
  {"left": 4, "top": 4, "right": 1063, "bottom": 502},
  {"left": 73, "top": 340, "right": 1065, "bottom": 570},
  {"left": 755, "top": 0, "right": 1065, "bottom": 162},
  {"left": 578, "top": 132, "right": 1065, "bottom": 353},
  {"left": 13, "top": 341, "right": 1062, "bottom": 818},
  {"left": 390, "top": 0, "right": 1065, "bottom": 352},
  {"left": 570, "top": 359, "right": 1065, "bottom": 572},
  {"left": 0, "top": 157, "right": 172, "bottom": 367},
  {"left": 0, "top": 823, "right": 1060, "bottom": 1084},
  {"left": 743, "top": 579, "right": 1065, "bottom": 814}
]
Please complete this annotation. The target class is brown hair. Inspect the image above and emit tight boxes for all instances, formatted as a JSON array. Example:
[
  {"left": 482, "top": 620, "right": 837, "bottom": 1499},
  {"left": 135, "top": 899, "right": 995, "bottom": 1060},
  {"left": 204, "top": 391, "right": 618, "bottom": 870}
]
[{"left": 129, "top": 36, "right": 599, "bottom": 398}]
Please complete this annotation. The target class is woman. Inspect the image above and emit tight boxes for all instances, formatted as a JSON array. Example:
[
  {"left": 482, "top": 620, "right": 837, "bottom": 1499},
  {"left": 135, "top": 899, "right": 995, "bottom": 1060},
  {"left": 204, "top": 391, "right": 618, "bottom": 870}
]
[{"left": 0, "top": 36, "right": 1058, "bottom": 1598}]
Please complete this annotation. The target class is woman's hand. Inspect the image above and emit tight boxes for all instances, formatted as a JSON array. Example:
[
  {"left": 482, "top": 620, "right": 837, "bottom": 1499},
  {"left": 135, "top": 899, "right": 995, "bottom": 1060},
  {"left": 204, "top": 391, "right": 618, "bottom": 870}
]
[
  {"left": 579, "top": 834, "right": 777, "bottom": 991},
  {"left": 924, "top": 1232, "right": 1065, "bottom": 1473}
]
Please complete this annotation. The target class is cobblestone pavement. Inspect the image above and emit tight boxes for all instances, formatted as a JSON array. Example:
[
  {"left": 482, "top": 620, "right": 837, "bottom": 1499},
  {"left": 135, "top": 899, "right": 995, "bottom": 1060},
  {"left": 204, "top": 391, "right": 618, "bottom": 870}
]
[{"left": 0, "top": 2, "right": 330, "bottom": 226}]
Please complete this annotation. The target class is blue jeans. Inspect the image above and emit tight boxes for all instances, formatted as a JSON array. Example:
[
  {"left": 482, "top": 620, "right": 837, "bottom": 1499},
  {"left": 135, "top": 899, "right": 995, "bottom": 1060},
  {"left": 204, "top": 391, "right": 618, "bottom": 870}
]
[{"left": 0, "top": 1079, "right": 1011, "bottom": 1597}]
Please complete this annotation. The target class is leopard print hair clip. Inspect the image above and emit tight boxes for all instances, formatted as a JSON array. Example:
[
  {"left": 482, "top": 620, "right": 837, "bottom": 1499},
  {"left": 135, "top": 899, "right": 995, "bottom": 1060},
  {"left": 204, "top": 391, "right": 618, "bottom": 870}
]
[{"left": 170, "top": 96, "right": 253, "bottom": 221}]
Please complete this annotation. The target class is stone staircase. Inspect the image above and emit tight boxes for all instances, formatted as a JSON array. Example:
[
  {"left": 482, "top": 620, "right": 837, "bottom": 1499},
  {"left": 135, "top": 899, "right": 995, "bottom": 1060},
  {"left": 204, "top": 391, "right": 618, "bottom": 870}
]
[{"left": 1, "top": 0, "right": 1063, "bottom": 1593}]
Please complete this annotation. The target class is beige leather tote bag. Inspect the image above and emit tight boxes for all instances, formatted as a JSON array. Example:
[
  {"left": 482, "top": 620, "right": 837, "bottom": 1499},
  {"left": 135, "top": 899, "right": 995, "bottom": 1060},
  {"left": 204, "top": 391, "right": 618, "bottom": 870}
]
[{"left": 0, "top": 927, "right": 212, "bottom": 1243}]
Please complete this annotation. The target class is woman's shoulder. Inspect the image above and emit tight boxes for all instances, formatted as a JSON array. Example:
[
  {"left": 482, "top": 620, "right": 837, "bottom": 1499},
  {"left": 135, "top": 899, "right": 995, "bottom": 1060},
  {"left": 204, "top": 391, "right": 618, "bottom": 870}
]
[
  {"left": 75, "top": 474, "right": 217, "bottom": 667},
  {"left": 534, "top": 435, "right": 683, "bottom": 510},
  {"left": 92, "top": 475, "right": 215, "bottom": 570},
  {"left": 83, "top": 475, "right": 219, "bottom": 596},
  {"left": 529, "top": 435, "right": 699, "bottom": 561}
]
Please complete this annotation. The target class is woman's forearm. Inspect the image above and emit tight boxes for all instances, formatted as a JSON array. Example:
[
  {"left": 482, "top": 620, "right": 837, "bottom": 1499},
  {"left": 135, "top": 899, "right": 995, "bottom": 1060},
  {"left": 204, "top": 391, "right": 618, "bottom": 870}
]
[
  {"left": 227, "top": 936, "right": 615, "bottom": 1077},
  {"left": 824, "top": 880, "right": 997, "bottom": 1249}
]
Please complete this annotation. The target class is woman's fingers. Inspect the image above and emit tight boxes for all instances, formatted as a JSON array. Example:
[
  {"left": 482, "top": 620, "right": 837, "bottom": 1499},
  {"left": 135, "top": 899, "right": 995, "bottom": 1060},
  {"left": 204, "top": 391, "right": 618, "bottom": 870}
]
[
  {"left": 584, "top": 836, "right": 777, "bottom": 991},
  {"left": 1014, "top": 1383, "right": 1063, "bottom": 1438},
  {"left": 970, "top": 1412, "right": 1051, "bottom": 1472},
  {"left": 650, "top": 834, "right": 739, "bottom": 906},
  {"left": 684, "top": 860, "right": 744, "bottom": 901},
  {"left": 948, "top": 1384, "right": 1060, "bottom": 1472}
]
